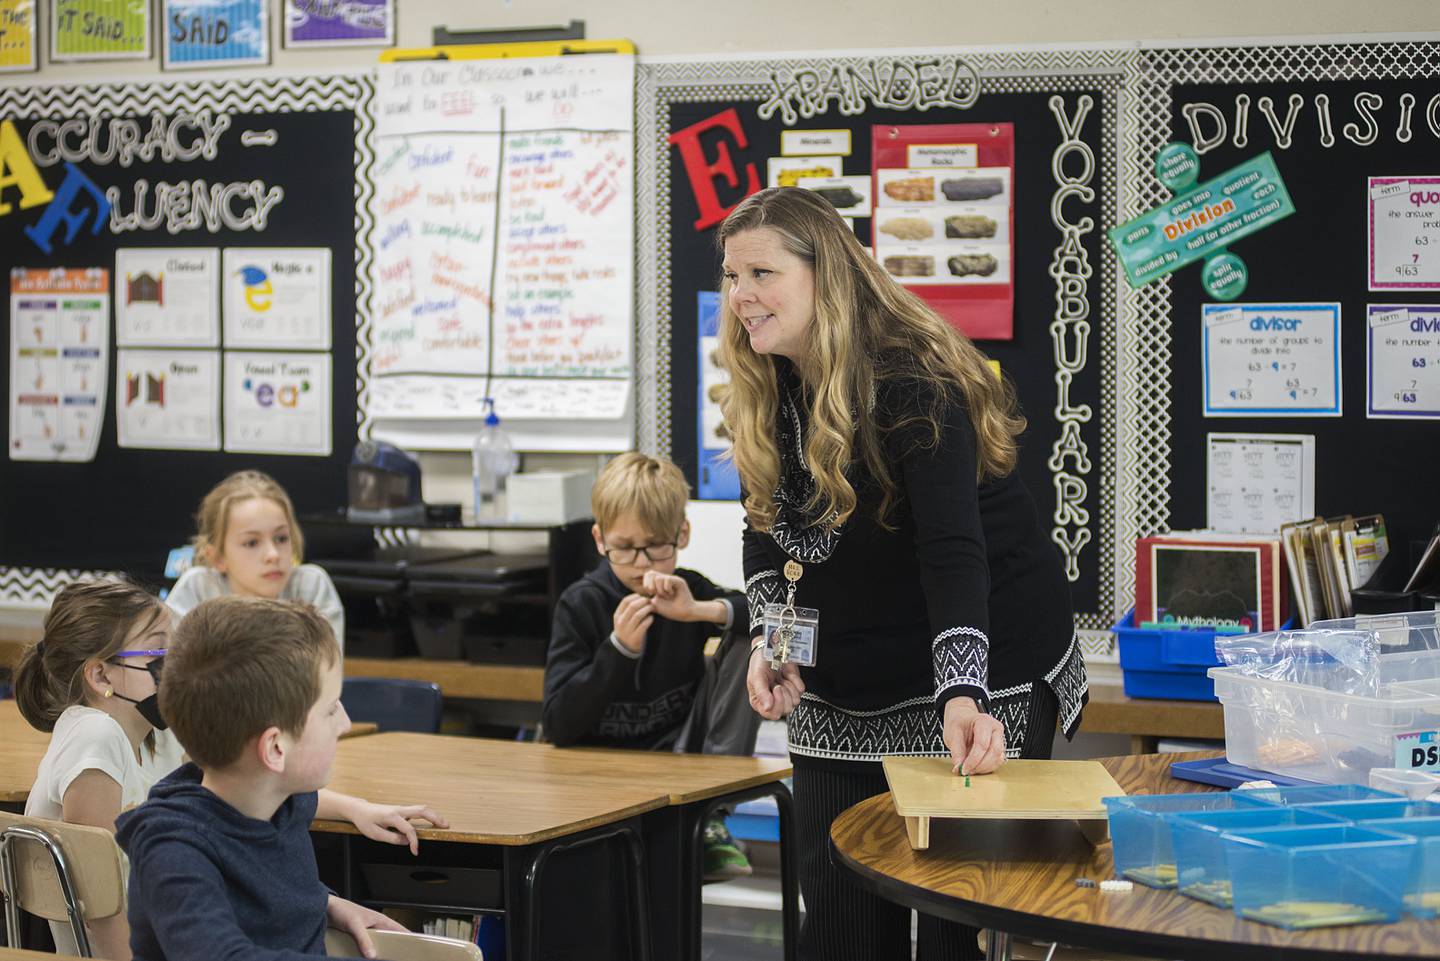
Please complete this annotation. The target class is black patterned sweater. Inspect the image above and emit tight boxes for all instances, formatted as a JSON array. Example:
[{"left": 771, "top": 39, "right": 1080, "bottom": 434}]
[
  {"left": 543, "top": 565, "right": 747, "bottom": 749},
  {"left": 743, "top": 370, "right": 1088, "bottom": 767}
]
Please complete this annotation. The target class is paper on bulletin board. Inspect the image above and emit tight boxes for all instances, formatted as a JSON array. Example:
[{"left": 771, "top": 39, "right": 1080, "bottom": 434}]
[
  {"left": 370, "top": 52, "right": 635, "bottom": 451},
  {"left": 1368, "top": 178, "right": 1440, "bottom": 290},
  {"left": 0, "top": 0, "right": 37, "bottom": 72},
  {"left": 9, "top": 267, "right": 108, "bottom": 462},
  {"left": 51, "top": 0, "right": 148, "bottom": 60},
  {"left": 222, "top": 247, "right": 330, "bottom": 350},
  {"left": 872, "top": 124, "right": 1015, "bottom": 340},
  {"left": 1109, "top": 152, "right": 1295, "bottom": 288},
  {"left": 1206, "top": 432, "right": 1315, "bottom": 535},
  {"left": 1366, "top": 305, "right": 1440, "bottom": 419},
  {"left": 115, "top": 349, "right": 219, "bottom": 451},
  {"left": 162, "top": 0, "right": 268, "bottom": 70},
  {"left": 283, "top": 0, "right": 393, "bottom": 47},
  {"left": 1201, "top": 303, "right": 1341, "bottom": 416},
  {"left": 223, "top": 351, "right": 331, "bottom": 455},
  {"left": 696, "top": 290, "right": 739, "bottom": 500},
  {"left": 115, "top": 248, "right": 219, "bottom": 348}
]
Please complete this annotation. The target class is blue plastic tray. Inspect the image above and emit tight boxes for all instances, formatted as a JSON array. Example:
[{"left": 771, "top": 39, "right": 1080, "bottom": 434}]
[{"left": 1169, "top": 757, "right": 1317, "bottom": 789}]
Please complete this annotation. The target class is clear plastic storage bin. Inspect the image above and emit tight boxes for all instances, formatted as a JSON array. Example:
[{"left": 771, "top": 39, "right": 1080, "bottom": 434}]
[
  {"left": 1209, "top": 664, "right": 1440, "bottom": 784},
  {"left": 1104, "top": 792, "right": 1274, "bottom": 888},
  {"left": 1236, "top": 784, "right": 1402, "bottom": 806},
  {"left": 1223, "top": 824, "right": 1418, "bottom": 929},
  {"left": 1365, "top": 817, "right": 1440, "bottom": 918},
  {"left": 1369, "top": 766, "right": 1440, "bottom": 800},
  {"left": 1298, "top": 799, "right": 1440, "bottom": 822},
  {"left": 1170, "top": 807, "right": 1347, "bottom": 907}
]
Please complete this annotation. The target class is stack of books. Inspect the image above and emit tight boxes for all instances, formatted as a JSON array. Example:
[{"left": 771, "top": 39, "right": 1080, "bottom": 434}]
[{"left": 1280, "top": 515, "right": 1389, "bottom": 625}]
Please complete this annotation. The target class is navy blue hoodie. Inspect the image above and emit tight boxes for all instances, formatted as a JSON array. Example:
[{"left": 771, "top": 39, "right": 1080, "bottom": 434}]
[{"left": 115, "top": 763, "right": 337, "bottom": 961}]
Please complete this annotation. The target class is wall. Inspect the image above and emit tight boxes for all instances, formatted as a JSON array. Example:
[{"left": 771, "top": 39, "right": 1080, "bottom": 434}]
[{"left": 3, "top": 4, "right": 1435, "bottom": 613}]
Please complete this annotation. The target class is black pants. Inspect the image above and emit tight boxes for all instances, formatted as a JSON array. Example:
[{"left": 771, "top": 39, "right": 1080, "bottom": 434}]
[{"left": 793, "top": 684, "right": 1059, "bottom": 961}]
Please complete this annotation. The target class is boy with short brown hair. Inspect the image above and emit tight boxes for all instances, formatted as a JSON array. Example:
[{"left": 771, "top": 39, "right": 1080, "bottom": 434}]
[
  {"left": 543, "top": 452, "right": 758, "bottom": 878},
  {"left": 116, "top": 596, "right": 402, "bottom": 961}
]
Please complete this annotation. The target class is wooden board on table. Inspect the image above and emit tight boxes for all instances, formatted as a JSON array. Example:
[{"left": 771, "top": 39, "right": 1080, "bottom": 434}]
[{"left": 882, "top": 757, "right": 1125, "bottom": 850}]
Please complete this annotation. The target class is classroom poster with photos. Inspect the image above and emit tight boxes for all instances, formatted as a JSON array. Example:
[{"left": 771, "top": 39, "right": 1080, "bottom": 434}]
[
  {"left": 283, "top": 0, "right": 394, "bottom": 47},
  {"left": 162, "top": 0, "right": 268, "bottom": 70},
  {"left": 9, "top": 268, "right": 108, "bottom": 462}
]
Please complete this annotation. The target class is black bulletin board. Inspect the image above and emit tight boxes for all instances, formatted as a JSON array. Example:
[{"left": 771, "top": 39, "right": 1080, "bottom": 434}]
[
  {"left": 638, "top": 53, "right": 1123, "bottom": 637},
  {"left": 0, "top": 75, "right": 373, "bottom": 586},
  {"left": 1166, "top": 76, "right": 1439, "bottom": 553}
]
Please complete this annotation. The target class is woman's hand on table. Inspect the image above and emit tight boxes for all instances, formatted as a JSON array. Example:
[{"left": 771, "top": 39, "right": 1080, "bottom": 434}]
[
  {"left": 942, "top": 696, "right": 1006, "bottom": 776},
  {"left": 746, "top": 641, "right": 805, "bottom": 720}
]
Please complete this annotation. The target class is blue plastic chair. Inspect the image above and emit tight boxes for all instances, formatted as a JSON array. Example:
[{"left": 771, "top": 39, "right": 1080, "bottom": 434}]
[{"left": 341, "top": 677, "right": 443, "bottom": 734}]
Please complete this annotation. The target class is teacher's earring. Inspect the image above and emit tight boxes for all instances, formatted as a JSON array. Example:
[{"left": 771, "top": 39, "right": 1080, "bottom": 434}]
[{"left": 103, "top": 688, "right": 113, "bottom": 698}]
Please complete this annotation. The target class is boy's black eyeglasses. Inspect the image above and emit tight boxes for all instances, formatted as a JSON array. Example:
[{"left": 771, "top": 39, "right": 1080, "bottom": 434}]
[{"left": 603, "top": 542, "right": 678, "bottom": 565}]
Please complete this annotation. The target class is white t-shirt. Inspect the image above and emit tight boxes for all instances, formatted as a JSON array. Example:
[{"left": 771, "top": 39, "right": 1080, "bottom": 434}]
[
  {"left": 24, "top": 705, "right": 185, "bottom": 954},
  {"left": 24, "top": 705, "right": 185, "bottom": 821},
  {"left": 165, "top": 563, "right": 345, "bottom": 651}
]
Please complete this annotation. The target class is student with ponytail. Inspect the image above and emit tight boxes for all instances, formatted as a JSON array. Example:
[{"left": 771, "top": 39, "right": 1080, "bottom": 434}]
[{"left": 16, "top": 579, "right": 448, "bottom": 960}]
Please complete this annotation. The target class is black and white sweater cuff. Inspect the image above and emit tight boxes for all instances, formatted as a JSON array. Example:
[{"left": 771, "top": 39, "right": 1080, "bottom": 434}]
[
  {"left": 745, "top": 569, "right": 783, "bottom": 637},
  {"left": 933, "top": 626, "right": 990, "bottom": 706}
]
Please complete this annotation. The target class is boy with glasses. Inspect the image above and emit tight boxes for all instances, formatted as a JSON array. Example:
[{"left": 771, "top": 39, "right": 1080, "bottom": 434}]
[{"left": 543, "top": 452, "right": 758, "bottom": 879}]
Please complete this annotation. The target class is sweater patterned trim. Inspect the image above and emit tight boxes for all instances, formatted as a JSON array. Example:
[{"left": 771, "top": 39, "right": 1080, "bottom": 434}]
[
  {"left": 932, "top": 628, "right": 989, "bottom": 700},
  {"left": 787, "top": 636, "right": 1089, "bottom": 762},
  {"left": 768, "top": 384, "right": 844, "bottom": 564},
  {"left": 745, "top": 568, "right": 785, "bottom": 634}
]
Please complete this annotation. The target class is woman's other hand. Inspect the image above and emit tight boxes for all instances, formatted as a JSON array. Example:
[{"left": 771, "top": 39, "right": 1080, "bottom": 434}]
[
  {"left": 746, "top": 641, "right": 805, "bottom": 720},
  {"left": 942, "top": 696, "right": 1006, "bottom": 776}
]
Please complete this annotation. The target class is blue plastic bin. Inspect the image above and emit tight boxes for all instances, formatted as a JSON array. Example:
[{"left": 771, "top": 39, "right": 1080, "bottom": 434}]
[
  {"left": 1224, "top": 824, "right": 1418, "bottom": 928},
  {"left": 1169, "top": 807, "right": 1348, "bottom": 907},
  {"left": 1114, "top": 608, "right": 1297, "bottom": 701},
  {"left": 1298, "top": 799, "right": 1440, "bottom": 823},
  {"left": 1104, "top": 791, "right": 1275, "bottom": 888},
  {"left": 1236, "top": 784, "right": 1402, "bottom": 806},
  {"left": 1365, "top": 817, "right": 1440, "bottom": 918}
]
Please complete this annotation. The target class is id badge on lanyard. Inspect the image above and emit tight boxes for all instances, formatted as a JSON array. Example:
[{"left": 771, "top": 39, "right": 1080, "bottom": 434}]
[{"left": 760, "top": 559, "right": 820, "bottom": 670}]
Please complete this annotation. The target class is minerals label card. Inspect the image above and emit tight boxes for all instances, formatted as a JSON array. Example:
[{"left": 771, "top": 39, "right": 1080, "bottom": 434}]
[
  {"left": 1201, "top": 303, "right": 1341, "bottom": 416},
  {"left": 1368, "top": 178, "right": 1440, "bottom": 290},
  {"left": 115, "top": 247, "right": 220, "bottom": 347},
  {"left": 1367, "top": 305, "right": 1440, "bottom": 419},
  {"left": 9, "top": 267, "right": 108, "bottom": 463}
]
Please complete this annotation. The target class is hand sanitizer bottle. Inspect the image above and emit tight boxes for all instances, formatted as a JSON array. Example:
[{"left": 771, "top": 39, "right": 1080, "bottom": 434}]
[{"left": 472, "top": 398, "right": 516, "bottom": 521}]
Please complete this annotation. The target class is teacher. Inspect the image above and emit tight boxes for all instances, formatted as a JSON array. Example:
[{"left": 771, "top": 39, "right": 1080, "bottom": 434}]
[{"left": 721, "top": 187, "right": 1088, "bottom": 960}]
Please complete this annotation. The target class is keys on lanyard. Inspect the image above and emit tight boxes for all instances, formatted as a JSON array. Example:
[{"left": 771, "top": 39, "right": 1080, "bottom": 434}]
[{"left": 770, "top": 560, "right": 804, "bottom": 672}]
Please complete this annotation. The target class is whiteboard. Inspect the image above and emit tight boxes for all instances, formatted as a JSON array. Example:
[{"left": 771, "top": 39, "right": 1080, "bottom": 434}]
[{"left": 369, "top": 53, "right": 635, "bottom": 451}]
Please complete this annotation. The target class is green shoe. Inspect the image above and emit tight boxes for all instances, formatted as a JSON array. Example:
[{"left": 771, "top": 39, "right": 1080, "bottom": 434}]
[{"left": 703, "top": 817, "right": 753, "bottom": 881}]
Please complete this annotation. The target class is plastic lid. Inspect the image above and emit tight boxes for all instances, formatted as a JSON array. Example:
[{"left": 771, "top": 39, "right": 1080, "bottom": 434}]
[{"left": 484, "top": 397, "right": 500, "bottom": 426}]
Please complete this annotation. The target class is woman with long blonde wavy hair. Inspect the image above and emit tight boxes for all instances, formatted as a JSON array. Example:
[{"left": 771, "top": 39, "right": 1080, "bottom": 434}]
[{"left": 721, "top": 187, "right": 1087, "bottom": 961}]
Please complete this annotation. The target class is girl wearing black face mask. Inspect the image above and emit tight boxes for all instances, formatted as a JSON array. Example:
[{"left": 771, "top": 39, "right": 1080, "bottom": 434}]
[
  {"left": 14, "top": 579, "right": 184, "bottom": 959},
  {"left": 16, "top": 579, "right": 452, "bottom": 961}
]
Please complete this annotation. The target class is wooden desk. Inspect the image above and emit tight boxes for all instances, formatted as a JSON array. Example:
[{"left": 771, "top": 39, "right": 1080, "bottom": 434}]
[
  {"left": 344, "top": 657, "right": 544, "bottom": 703},
  {"left": 343, "top": 722, "right": 378, "bottom": 739},
  {"left": 1079, "top": 682, "right": 1225, "bottom": 754},
  {"left": 0, "top": 706, "right": 371, "bottom": 805},
  {"left": 831, "top": 751, "right": 1439, "bottom": 961},
  {"left": 0, "top": 701, "right": 54, "bottom": 805},
  {"left": 0, "top": 633, "right": 37, "bottom": 670},
  {"left": 315, "top": 732, "right": 795, "bottom": 961}
]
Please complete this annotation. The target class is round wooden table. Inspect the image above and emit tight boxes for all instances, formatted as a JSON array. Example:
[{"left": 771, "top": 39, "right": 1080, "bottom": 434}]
[{"left": 830, "top": 752, "right": 1440, "bottom": 961}]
